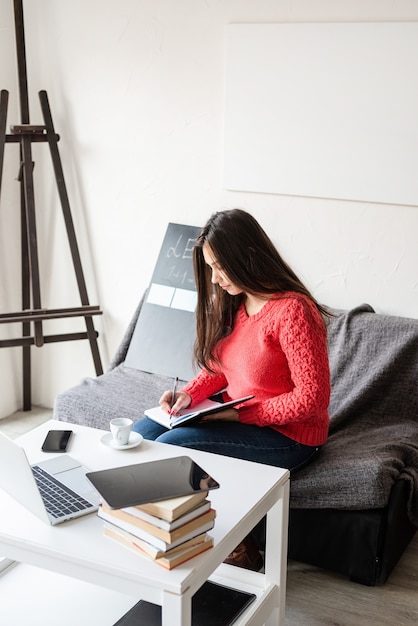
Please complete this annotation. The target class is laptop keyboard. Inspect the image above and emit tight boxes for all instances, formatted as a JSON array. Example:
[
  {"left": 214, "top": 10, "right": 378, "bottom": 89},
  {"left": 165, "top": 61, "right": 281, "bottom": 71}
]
[{"left": 32, "top": 465, "right": 93, "bottom": 519}]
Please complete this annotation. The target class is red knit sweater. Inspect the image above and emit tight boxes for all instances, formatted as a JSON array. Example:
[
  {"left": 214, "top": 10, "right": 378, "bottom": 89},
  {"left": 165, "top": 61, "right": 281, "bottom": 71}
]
[{"left": 182, "top": 292, "right": 331, "bottom": 447}]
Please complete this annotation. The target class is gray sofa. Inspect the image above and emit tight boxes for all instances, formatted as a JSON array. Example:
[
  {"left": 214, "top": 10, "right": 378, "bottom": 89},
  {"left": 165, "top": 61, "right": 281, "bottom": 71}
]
[{"left": 54, "top": 297, "right": 418, "bottom": 585}]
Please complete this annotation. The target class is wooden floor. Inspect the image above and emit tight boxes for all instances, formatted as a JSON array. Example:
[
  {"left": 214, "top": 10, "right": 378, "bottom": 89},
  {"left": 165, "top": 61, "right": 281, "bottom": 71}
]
[
  {"left": 1, "top": 408, "right": 417, "bottom": 626},
  {"left": 285, "top": 533, "right": 418, "bottom": 626}
]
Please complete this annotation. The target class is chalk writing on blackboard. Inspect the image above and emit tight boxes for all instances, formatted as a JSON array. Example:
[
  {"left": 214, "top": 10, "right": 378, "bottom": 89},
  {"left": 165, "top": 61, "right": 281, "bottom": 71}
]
[
  {"left": 151, "top": 223, "right": 201, "bottom": 291},
  {"left": 167, "top": 234, "right": 195, "bottom": 259}
]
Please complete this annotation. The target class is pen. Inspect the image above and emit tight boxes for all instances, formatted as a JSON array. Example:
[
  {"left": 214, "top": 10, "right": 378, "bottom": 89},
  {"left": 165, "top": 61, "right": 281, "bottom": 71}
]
[{"left": 170, "top": 376, "right": 179, "bottom": 416}]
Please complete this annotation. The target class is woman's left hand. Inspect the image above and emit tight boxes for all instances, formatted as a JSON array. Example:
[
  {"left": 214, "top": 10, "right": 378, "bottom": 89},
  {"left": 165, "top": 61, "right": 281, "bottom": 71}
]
[{"left": 201, "top": 408, "right": 239, "bottom": 422}]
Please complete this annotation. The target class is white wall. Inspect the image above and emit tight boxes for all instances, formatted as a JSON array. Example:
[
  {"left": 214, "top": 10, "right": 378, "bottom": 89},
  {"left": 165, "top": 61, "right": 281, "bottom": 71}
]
[{"left": 1, "top": 0, "right": 417, "bottom": 418}]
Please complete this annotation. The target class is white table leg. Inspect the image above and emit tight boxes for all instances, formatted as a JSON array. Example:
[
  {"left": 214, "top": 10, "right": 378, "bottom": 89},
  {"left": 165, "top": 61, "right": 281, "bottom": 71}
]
[
  {"left": 264, "top": 480, "right": 290, "bottom": 626},
  {"left": 162, "top": 589, "right": 192, "bottom": 626}
]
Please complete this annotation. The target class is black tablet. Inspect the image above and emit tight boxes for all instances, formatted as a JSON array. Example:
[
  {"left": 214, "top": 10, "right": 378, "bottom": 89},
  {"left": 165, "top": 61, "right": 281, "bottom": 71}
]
[
  {"left": 86, "top": 456, "right": 220, "bottom": 509},
  {"left": 113, "top": 581, "right": 256, "bottom": 625}
]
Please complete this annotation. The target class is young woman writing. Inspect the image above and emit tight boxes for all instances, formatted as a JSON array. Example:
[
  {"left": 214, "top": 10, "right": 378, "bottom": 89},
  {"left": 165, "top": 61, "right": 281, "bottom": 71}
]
[{"left": 133, "top": 209, "right": 331, "bottom": 569}]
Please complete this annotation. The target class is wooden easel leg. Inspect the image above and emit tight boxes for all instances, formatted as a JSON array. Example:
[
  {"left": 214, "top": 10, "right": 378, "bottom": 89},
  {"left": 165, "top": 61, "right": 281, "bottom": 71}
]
[
  {"left": 14, "top": 0, "right": 32, "bottom": 408},
  {"left": 1, "top": 89, "right": 32, "bottom": 409},
  {"left": 20, "top": 148, "right": 32, "bottom": 410},
  {"left": 0, "top": 90, "right": 8, "bottom": 188},
  {"left": 39, "top": 90, "right": 103, "bottom": 376},
  {"left": 20, "top": 135, "right": 44, "bottom": 348}
]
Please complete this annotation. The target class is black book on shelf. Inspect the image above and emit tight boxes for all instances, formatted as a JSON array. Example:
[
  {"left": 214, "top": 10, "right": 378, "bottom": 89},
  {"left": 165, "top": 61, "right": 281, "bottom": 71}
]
[{"left": 113, "top": 580, "right": 256, "bottom": 626}]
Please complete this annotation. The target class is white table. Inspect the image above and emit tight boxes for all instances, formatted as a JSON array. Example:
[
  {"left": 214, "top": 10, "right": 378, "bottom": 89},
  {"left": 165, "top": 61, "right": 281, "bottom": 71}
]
[{"left": 0, "top": 420, "right": 289, "bottom": 626}]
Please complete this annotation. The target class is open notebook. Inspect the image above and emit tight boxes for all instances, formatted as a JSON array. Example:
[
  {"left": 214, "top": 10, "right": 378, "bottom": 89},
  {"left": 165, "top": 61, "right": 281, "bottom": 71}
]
[{"left": 145, "top": 395, "right": 254, "bottom": 429}]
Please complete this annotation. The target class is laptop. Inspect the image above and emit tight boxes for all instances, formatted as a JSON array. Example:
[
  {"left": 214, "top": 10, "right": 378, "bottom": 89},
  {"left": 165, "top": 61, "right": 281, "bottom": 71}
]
[{"left": 0, "top": 432, "right": 99, "bottom": 525}]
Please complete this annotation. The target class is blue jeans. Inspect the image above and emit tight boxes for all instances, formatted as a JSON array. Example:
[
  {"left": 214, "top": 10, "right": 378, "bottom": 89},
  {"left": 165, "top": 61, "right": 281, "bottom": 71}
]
[
  {"left": 133, "top": 417, "right": 320, "bottom": 472},
  {"left": 133, "top": 417, "right": 320, "bottom": 549}
]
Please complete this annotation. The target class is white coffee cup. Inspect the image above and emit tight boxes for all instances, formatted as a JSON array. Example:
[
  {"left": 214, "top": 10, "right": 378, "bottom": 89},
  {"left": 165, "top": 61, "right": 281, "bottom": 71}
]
[{"left": 110, "top": 418, "right": 133, "bottom": 445}]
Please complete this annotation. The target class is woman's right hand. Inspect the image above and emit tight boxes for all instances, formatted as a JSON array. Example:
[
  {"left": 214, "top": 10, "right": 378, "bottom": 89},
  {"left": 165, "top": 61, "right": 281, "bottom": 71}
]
[{"left": 159, "top": 390, "right": 192, "bottom": 415}]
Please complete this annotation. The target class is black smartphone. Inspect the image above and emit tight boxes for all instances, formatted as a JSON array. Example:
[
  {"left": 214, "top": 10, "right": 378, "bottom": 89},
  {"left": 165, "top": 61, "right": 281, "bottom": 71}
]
[{"left": 41, "top": 430, "right": 73, "bottom": 453}]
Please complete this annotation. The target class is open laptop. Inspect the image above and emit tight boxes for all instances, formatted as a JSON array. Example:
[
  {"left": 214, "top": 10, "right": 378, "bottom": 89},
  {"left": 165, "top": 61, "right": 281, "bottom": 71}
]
[{"left": 0, "top": 432, "right": 99, "bottom": 525}]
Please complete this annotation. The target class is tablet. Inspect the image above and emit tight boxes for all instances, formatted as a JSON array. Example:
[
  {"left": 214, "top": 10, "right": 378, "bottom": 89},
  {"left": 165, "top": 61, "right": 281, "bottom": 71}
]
[{"left": 86, "top": 456, "right": 220, "bottom": 509}]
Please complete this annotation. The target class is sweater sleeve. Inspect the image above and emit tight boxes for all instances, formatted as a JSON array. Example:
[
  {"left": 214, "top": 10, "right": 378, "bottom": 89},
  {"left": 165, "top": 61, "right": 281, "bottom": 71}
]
[
  {"left": 238, "top": 298, "right": 330, "bottom": 428},
  {"left": 181, "top": 368, "right": 228, "bottom": 406}
]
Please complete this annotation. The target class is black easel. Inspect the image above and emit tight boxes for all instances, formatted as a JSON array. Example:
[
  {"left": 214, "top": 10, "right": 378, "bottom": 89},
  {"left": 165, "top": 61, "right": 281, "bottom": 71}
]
[{"left": 0, "top": 0, "right": 103, "bottom": 410}]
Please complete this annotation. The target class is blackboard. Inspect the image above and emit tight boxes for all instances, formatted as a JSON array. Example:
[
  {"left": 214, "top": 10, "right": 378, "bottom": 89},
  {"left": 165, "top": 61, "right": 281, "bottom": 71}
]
[
  {"left": 150, "top": 223, "right": 198, "bottom": 290},
  {"left": 124, "top": 223, "right": 201, "bottom": 381}
]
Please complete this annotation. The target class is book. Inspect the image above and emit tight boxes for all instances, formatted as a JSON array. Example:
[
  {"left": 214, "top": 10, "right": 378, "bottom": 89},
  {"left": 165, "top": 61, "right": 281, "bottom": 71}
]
[
  {"left": 99, "top": 502, "right": 216, "bottom": 545},
  {"left": 155, "top": 536, "right": 213, "bottom": 569},
  {"left": 103, "top": 521, "right": 210, "bottom": 559},
  {"left": 98, "top": 505, "right": 216, "bottom": 552},
  {"left": 104, "top": 524, "right": 214, "bottom": 569},
  {"left": 123, "top": 498, "right": 211, "bottom": 531},
  {"left": 145, "top": 394, "right": 254, "bottom": 429},
  {"left": 135, "top": 490, "right": 209, "bottom": 522}
]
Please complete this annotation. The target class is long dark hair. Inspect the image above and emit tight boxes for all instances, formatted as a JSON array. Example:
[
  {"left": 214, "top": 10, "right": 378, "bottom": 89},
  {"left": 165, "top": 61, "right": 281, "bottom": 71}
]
[{"left": 193, "top": 209, "right": 328, "bottom": 371}]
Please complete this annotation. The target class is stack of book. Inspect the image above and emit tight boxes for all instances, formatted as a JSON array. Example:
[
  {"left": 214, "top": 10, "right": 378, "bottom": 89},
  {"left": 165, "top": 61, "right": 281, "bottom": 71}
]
[{"left": 100, "top": 490, "right": 215, "bottom": 569}]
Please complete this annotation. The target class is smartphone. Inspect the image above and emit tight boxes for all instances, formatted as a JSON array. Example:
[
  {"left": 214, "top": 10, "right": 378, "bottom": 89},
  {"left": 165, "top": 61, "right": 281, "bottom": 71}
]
[{"left": 41, "top": 430, "right": 73, "bottom": 453}]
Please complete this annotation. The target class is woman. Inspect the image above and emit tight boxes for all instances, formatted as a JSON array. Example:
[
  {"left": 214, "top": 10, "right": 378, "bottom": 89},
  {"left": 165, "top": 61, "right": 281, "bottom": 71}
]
[{"left": 133, "top": 209, "right": 331, "bottom": 569}]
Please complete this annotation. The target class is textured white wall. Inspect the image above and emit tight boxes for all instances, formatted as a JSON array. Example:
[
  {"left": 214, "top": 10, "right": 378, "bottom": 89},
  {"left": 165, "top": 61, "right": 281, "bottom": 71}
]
[{"left": 0, "top": 0, "right": 417, "bottom": 417}]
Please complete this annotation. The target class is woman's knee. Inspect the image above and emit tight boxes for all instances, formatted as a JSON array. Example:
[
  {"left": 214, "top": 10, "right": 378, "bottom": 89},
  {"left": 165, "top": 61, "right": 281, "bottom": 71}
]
[
  {"left": 133, "top": 417, "right": 167, "bottom": 440},
  {"left": 154, "top": 429, "right": 193, "bottom": 447}
]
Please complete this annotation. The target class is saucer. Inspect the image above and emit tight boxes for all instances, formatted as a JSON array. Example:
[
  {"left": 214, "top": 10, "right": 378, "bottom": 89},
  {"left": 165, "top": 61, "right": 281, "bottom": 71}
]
[{"left": 100, "top": 431, "right": 143, "bottom": 450}]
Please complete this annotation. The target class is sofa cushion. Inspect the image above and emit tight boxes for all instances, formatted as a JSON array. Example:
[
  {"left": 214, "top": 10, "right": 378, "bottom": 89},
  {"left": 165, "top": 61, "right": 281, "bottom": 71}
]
[{"left": 54, "top": 365, "right": 187, "bottom": 431}]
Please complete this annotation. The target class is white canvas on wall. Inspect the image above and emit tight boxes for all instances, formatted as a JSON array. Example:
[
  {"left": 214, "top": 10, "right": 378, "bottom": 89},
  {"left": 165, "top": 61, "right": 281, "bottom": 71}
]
[{"left": 223, "top": 23, "right": 418, "bottom": 206}]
